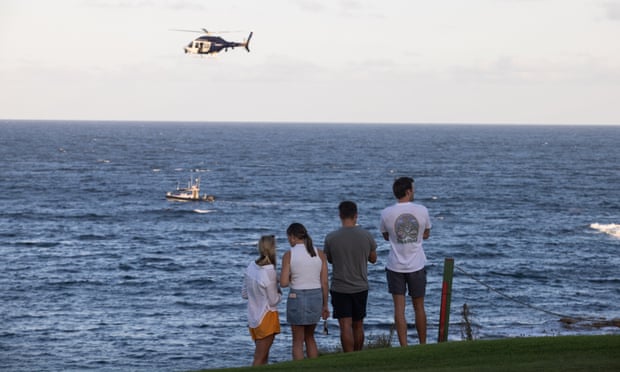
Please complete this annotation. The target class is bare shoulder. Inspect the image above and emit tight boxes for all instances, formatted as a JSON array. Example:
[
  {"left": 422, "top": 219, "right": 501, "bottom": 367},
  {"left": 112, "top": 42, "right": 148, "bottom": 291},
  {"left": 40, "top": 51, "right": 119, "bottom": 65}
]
[{"left": 282, "top": 250, "right": 291, "bottom": 262}]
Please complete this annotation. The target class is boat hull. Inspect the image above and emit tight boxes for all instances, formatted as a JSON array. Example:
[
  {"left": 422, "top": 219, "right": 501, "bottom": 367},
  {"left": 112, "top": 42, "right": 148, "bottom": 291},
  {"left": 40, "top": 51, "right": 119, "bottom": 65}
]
[{"left": 165, "top": 192, "right": 215, "bottom": 202}]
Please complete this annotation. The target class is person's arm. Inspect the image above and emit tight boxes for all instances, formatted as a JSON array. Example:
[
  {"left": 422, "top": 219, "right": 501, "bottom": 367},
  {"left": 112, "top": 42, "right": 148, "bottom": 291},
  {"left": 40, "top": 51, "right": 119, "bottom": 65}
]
[
  {"left": 380, "top": 214, "right": 390, "bottom": 241},
  {"left": 323, "top": 238, "right": 332, "bottom": 264},
  {"left": 318, "top": 249, "right": 330, "bottom": 320},
  {"left": 368, "top": 234, "right": 378, "bottom": 264},
  {"left": 368, "top": 250, "right": 377, "bottom": 264},
  {"left": 265, "top": 268, "right": 282, "bottom": 306},
  {"left": 423, "top": 228, "right": 430, "bottom": 240},
  {"left": 423, "top": 209, "right": 432, "bottom": 240},
  {"left": 241, "top": 274, "right": 248, "bottom": 299},
  {"left": 280, "top": 251, "right": 291, "bottom": 288}
]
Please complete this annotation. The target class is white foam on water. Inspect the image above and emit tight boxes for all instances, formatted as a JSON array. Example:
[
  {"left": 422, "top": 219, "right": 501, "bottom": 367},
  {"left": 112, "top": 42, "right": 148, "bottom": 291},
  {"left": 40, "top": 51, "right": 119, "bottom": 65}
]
[
  {"left": 590, "top": 223, "right": 620, "bottom": 238},
  {"left": 193, "top": 209, "right": 214, "bottom": 214}
]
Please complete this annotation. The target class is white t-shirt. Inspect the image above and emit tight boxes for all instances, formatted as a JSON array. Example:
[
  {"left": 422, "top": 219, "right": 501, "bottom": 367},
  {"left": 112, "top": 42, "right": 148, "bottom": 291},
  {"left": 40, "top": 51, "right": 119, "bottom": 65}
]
[
  {"left": 241, "top": 262, "right": 281, "bottom": 328},
  {"left": 380, "top": 202, "right": 432, "bottom": 273}
]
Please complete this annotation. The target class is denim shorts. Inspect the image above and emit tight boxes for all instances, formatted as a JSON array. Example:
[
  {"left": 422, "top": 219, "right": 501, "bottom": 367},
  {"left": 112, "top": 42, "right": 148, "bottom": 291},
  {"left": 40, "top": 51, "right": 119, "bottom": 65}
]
[{"left": 286, "top": 288, "right": 322, "bottom": 325}]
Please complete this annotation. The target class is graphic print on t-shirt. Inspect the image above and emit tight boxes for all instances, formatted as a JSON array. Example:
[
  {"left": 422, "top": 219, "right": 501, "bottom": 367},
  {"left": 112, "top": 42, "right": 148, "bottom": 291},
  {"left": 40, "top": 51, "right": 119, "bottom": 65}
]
[{"left": 394, "top": 213, "right": 419, "bottom": 244}]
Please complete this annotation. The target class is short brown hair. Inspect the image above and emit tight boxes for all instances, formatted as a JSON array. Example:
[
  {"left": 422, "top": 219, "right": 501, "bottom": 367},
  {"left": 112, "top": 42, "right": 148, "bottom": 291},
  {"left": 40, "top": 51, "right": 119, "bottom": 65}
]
[
  {"left": 338, "top": 201, "right": 357, "bottom": 219},
  {"left": 393, "top": 177, "right": 414, "bottom": 199}
]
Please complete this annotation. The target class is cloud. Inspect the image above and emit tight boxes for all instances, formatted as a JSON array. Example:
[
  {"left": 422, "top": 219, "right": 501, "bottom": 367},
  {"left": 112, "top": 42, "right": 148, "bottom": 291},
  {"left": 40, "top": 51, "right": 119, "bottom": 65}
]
[
  {"left": 296, "top": 0, "right": 326, "bottom": 13},
  {"left": 84, "top": 0, "right": 206, "bottom": 10},
  {"left": 294, "top": 0, "right": 378, "bottom": 18},
  {"left": 230, "top": 54, "right": 328, "bottom": 83},
  {"left": 337, "top": 0, "right": 364, "bottom": 16},
  {"left": 603, "top": 1, "right": 620, "bottom": 20},
  {"left": 445, "top": 54, "right": 620, "bottom": 86}
]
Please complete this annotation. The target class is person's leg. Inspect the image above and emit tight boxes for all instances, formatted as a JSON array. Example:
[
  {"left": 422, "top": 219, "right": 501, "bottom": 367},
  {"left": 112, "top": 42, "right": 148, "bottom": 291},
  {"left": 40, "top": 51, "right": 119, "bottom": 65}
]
[
  {"left": 332, "top": 291, "right": 354, "bottom": 352},
  {"left": 252, "top": 334, "right": 275, "bottom": 366},
  {"left": 392, "top": 294, "right": 408, "bottom": 346},
  {"left": 303, "top": 324, "right": 319, "bottom": 358},
  {"left": 412, "top": 296, "right": 427, "bottom": 344},
  {"left": 407, "top": 269, "right": 427, "bottom": 345},
  {"left": 352, "top": 319, "right": 365, "bottom": 351},
  {"left": 387, "top": 270, "right": 408, "bottom": 346},
  {"left": 350, "top": 290, "right": 368, "bottom": 351},
  {"left": 291, "top": 325, "right": 305, "bottom": 360},
  {"left": 337, "top": 317, "right": 354, "bottom": 352}
]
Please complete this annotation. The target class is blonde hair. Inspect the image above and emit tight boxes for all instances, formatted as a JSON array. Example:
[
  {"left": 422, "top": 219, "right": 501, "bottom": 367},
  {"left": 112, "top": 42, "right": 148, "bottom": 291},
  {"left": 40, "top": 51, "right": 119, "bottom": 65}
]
[{"left": 256, "top": 235, "right": 277, "bottom": 268}]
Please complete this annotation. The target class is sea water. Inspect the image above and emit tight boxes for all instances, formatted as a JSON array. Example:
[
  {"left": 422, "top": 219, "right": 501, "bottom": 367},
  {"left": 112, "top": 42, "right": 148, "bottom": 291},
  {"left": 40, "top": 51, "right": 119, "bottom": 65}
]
[{"left": 1, "top": 121, "right": 619, "bottom": 371}]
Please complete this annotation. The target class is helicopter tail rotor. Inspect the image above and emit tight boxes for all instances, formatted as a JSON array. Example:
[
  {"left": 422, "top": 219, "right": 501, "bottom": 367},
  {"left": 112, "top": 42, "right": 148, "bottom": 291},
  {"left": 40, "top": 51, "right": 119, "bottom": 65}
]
[{"left": 245, "top": 32, "right": 253, "bottom": 52}]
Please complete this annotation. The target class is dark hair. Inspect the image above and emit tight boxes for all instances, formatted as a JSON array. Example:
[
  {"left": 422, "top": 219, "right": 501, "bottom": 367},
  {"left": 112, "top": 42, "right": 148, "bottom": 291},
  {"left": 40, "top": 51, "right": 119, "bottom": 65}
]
[
  {"left": 338, "top": 200, "right": 357, "bottom": 219},
  {"left": 393, "top": 177, "right": 414, "bottom": 199},
  {"left": 286, "top": 222, "right": 316, "bottom": 257}
]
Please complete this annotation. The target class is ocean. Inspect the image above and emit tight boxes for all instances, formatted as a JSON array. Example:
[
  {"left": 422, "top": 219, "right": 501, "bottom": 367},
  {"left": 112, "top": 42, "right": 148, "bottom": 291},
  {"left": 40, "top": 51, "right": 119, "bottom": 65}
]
[{"left": 1, "top": 121, "right": 619, "bottom": 371}]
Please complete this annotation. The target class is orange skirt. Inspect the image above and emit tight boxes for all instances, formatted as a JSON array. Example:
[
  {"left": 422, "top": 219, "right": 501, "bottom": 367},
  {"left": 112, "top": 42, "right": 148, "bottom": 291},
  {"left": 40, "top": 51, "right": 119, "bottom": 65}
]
[{"left": 249, "top": 311, "right": 280, "bottom": 341}]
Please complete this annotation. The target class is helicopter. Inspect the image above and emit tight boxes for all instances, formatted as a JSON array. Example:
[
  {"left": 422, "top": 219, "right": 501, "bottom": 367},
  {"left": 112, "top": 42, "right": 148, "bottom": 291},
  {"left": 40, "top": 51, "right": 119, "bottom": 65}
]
[{"left": 175, "top": 28, "right": 253, "bottom": 55}]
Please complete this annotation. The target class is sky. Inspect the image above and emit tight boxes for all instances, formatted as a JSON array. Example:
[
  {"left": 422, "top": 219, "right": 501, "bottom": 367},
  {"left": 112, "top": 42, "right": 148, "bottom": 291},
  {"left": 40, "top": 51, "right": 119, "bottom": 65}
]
[{"left": 1, "top": 0, "right": 619, "bottom": 125}]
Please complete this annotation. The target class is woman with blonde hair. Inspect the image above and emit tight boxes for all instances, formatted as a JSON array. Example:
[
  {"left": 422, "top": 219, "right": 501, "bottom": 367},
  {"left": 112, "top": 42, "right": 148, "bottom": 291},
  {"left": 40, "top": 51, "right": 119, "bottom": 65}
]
[
  {"left": 242, "top": 235, "right": 281, "bottom": 366},
  {"left": 280, "top": 223, "right": 329, "bottom": 360}
]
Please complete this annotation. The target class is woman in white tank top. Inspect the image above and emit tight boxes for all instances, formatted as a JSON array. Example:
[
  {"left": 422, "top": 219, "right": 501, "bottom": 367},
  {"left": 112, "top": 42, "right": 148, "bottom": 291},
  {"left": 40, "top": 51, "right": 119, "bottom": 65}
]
[{"left": 280, "top": 223, "right": 329, "bottom": 360}]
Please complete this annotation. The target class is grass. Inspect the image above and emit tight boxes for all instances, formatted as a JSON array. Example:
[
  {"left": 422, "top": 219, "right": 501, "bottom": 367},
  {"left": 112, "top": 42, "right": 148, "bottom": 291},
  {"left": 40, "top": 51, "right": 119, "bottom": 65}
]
[{"left": 195, "top": 335, "right": 620, "bottom": 372}]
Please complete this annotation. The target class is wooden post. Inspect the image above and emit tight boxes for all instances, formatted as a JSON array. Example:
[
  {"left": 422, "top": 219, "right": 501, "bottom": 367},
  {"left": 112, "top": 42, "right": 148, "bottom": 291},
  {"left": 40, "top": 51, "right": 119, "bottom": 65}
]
[{"left": 438, "top": 257, "right": 454, "bottom": 342}]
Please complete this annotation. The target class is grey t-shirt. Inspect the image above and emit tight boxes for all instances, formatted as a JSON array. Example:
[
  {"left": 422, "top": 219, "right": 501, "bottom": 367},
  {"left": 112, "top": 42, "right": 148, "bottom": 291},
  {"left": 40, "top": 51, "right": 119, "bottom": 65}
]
[{"left": 324, "top": 226, "right": 377, "bottom": 293}]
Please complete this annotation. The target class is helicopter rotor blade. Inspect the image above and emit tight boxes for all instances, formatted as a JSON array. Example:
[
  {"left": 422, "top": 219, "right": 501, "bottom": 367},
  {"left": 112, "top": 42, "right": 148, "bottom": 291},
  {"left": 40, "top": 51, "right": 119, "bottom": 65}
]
[
  {"left": 170, "top": 28, "right": 205, "bottom": 34},
  {"left": 198, "top": 28, "right": 245, "bottom": 34},
  {"left": 169, "top": 28, "right": 244, "bottom": 35},
  {"left": 170, "top": 28, "right": 246, "bottom": 35}
]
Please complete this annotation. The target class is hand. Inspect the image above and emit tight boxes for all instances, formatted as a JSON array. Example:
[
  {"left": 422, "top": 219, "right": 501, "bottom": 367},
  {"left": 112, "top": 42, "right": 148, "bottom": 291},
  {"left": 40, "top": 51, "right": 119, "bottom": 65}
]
[{"left": 321, "top": 306, "right": 330, "bottom": 320}]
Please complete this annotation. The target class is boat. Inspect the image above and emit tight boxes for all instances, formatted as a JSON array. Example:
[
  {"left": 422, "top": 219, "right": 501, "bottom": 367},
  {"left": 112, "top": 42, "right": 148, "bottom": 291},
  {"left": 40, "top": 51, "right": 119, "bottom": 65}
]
[{"left": 165, "top": 176, "right": 215, "bottom": 202}]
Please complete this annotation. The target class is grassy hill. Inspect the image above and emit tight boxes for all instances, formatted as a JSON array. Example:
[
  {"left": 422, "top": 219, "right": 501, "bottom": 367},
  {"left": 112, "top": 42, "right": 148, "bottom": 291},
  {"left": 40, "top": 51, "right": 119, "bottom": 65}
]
[{"left": 197, "top": 335, "right": 620, "bottom": 372}]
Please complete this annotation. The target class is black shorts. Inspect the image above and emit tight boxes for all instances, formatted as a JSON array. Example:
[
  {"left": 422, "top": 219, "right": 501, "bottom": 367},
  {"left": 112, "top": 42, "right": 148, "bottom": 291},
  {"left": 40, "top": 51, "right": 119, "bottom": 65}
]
[
  {"left": 386, "top": 268, "right": 427, "bottom": 298},
  {"left": 330, "top": 290, "right": 368, "bottom": 321}
]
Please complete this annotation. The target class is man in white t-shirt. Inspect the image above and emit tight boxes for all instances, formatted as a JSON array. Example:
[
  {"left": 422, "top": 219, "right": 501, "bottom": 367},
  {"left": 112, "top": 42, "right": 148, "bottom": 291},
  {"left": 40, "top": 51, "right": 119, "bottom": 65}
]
[{"left": 379, "top": 177, "right": 431, "bottom": 346}]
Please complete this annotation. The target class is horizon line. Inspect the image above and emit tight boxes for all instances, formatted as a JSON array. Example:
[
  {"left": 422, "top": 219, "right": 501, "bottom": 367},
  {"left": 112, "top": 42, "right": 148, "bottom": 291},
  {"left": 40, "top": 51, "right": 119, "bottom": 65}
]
[{"left": 2, "top": 118, "right": 619, "bottom": 127}]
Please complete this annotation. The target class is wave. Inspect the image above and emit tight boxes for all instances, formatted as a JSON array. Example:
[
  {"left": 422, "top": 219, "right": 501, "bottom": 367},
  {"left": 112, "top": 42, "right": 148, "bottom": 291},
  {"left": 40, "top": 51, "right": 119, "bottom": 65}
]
[
  {"left": 77, "top": 234, "right": 111, "bottom": 241},
  {"left": 193, "top": 209, "right": 214, "bottom": 214},
  {"left": 14, "top": 240, "right": 60, "bottom": 248},
  {"left": 590, "top": 223, "right": 620, "bottom": 238}
]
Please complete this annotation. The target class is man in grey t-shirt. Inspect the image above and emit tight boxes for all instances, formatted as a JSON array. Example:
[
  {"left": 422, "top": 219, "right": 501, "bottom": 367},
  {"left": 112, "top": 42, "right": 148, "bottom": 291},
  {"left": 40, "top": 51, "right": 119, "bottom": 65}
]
[{"left": 324, "top": 201, "right": 377, "bottom": 352}]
